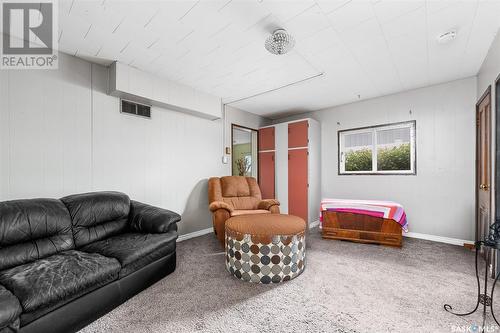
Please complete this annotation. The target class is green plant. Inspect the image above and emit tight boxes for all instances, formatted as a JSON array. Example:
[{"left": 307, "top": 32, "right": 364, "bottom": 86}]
[
  {"left": 235, "top": 157, "right": 251, "bottom": 176},
  {"left": 377, "top": 143, "right": 411, "bottom": 171},
  {"left": 345, "top": 149, "right": 372, "bottom": 171}
]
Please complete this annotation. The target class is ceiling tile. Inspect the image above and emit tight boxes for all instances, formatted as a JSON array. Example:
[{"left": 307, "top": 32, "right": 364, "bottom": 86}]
[
  {"left": 372, "top": 0, "right": 424, "bottom": 23},
  {"left": 56, "top": 0, "right": 500, "bottom": 117},
  {"left": 315, "top": 0, "right": 352, "bottom": 15},
  {"left": 380, "top": 6, "right": 426, "bottom": 40},
  {"left": 284, "top": 4, "right": 331, "bottom": 40},
  {"left": 326, "top": 1, "right": 376, "bottom": 32},
  {"left": 262, "top": 0, "right": 315, "bottom": 23},
  {"left": 426, "top": 0, "right": 478, "bottom": 37}
]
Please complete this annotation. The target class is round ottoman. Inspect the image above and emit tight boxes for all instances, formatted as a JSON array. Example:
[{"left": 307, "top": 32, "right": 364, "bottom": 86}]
[{"left": 225, "top": 214, "right": 306, "bottom": 284}]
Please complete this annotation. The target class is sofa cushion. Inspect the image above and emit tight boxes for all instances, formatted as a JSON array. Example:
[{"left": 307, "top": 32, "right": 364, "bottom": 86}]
[
  {"left": 81, "top": 231, "right": 177, "bottom": 278},
  {"left": 0, "top": 250, "right": 120, "bottom": 313},
  {"left": 0, "top": 199, "right": 74, "bottom": 271},
  {"left": 231, "top": 209, "right": 271, "bottom": 216},
  {"left": 0, "top": 285, "right": 21, "bottom": 332},
  {"left": 61, "top": 191, "right": 130, "bottom": 247}
]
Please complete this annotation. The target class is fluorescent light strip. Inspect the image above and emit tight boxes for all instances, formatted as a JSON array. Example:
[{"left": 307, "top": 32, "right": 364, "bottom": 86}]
[{"left": 225, "top": 72, "right": 324, "bottom": 105}]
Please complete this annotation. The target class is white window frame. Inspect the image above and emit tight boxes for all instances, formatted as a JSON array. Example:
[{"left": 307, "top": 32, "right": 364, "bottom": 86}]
[{"left": 338, "top": 121, "right": 416, "bottom": 175}]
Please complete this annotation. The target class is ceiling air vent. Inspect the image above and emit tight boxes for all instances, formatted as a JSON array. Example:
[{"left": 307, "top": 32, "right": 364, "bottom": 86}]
[{"left": 120, "top": 99, "right": 151, "bottom": 118}]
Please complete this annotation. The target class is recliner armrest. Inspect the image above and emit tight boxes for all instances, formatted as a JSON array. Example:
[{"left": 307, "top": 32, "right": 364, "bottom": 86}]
[
  {"left": 129, "top": 200, "right": 181, "bottom": 234},
  {"left": 258, "top": 199, "right": 280, "bottom": 210},
  {"left": 209, "top": 201, "right": 234, "bottom": 213}
]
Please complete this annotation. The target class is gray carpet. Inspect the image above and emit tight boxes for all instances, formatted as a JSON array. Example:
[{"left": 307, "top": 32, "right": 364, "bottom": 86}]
[{"left": 79, "top": 229, "right": 497, "bottom": 333}]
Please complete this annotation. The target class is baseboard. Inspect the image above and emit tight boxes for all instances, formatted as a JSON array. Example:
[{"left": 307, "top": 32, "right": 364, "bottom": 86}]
[
  {"left": 179, "top": 220, "right": 319, "bottom": 242},
  {"left": 404, "top": 232, "right": 474, "bottom": 246},
  {"left": 309, "top": 220, "right": 320, "bottom": 229},
  {"left": 177, "top": 225, "right": 473, "bottom": 247},
  {"left": 177, "top": 227, "right": 213, "bottom": 242}
]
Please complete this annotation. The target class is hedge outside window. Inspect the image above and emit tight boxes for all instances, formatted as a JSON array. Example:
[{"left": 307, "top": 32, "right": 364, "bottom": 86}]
[{"left": 338, "top": 121, "right": 416, "bottom": 175}]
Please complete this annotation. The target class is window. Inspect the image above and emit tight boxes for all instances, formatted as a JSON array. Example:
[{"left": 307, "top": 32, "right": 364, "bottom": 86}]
[
  {"left": 338, "top": 121, "right": 416, "bottom": 175},
  {"left": 232, "top": 124, "right": 258, "bottom": 177}
]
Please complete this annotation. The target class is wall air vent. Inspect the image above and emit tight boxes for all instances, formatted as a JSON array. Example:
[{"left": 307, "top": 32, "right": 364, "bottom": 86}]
[{"left": 120, "top": 99, "right": 151, "bottom": 118}]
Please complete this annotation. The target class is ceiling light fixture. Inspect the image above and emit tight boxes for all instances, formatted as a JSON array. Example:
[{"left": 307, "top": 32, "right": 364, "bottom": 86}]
[
  {"left": 265, "top": 29, "right": 295, "bottom": 55},
  {"left": 437, "top": 30, "right": 457, "bottom": 44}
]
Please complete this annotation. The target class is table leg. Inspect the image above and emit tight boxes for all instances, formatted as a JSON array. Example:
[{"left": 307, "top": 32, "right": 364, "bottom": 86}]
[
  {"left": 491, "top": 264, "right": 500, "bottom": 326},
  {"left": 444, "top": 245, "right": 481, "bottom": 316},
  {"left": 481, "top": 249, "right": 490, "bottom": 332}
]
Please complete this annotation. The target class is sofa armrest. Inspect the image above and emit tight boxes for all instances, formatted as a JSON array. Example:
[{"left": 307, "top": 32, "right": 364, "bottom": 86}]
[
  {"left": 258, "top": 199, "right": 280, "bottom": 211},
  {"left": 209, "top": 201, "right": 234, "bottom": 213},
  {"left": 0, "top": 285, "right": 21, "bottom": 332},
  {"left": 129, "top": 200, "right": 181, "bottom": 234}
]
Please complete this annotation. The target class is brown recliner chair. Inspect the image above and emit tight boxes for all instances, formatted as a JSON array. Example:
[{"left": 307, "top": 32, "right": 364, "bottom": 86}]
[{"left": 208, "top": 176, "right": 280, "bottom": 246}]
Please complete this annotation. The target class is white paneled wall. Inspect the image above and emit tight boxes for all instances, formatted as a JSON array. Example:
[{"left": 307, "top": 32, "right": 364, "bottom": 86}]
[
  {"left": 275, "top": 78, "right": 477, "bottom": 241},
  {"left": 0, "top": 53, "right": 266, "bottom": 236},
  {"left": 1, "top": 55, "right": 93, "bottom": 199},
  {"left": 0, "top": 68, "right": 8, "bottom": 201}
]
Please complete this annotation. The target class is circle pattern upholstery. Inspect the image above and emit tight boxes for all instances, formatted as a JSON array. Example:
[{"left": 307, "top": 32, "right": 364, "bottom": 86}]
[{"left": 225, "top": 214, "right": 306, "bottom": 284}]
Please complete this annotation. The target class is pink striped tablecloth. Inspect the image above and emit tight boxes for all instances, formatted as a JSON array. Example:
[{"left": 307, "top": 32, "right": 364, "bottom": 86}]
[{"left": 320, "top": 198, "right": 408, "bottom": 232}]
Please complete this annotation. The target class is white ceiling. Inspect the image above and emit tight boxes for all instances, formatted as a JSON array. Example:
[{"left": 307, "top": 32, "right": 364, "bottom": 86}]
[{"left": 56, "top": 0, "right": 500, "bottom": 119}]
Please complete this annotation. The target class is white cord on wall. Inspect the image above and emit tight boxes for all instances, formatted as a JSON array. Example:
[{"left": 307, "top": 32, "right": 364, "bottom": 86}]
[{"left": 221, "top": 101, "right": 228, "bottom": 164}]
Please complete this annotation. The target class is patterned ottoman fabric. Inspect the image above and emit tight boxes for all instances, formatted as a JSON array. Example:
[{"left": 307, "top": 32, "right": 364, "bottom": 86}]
[{"left": 225, "top": 214, "right": 306, "bottom": 284}]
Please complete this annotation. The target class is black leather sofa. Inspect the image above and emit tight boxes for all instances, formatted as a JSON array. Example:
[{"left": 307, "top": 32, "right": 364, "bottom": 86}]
[{"left": 0, "top": 191, "right": 181, "bottom": 333}]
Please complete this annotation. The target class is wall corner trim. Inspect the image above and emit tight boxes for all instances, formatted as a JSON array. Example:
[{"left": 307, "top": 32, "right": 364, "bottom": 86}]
[
  {"left": 178, "top": 220, "right": 319, "bottom": 243},
  {"left": 177, "top": 227, "right": 214, "bottom": 242},
  {"left": 176, "top": 224, "right": 473, "bottom": 247},
  {"left": 404, "top": 232, "right": 474, "bottom": 246},
  {"left": 309, "top": 220, "right": 320, "bottom": 229}
]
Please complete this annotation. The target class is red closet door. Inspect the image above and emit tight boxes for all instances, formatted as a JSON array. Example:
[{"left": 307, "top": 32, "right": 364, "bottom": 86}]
[
  {"left": 288, "top": 149, "right": 308, "bottom": 221},
  {"left": 288, "top": 121, "right": 308, "bottom": 148},
  {"left": 259, "top": 152, "right": 275, "bottom": 199},
  {"left": 259, "top": 127, "right": 275, "bottom": 151}
]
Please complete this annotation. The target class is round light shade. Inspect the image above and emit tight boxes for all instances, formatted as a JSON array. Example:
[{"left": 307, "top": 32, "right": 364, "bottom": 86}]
[{"left": 265, "top": 29, "right": 295, "bottom": 55}]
